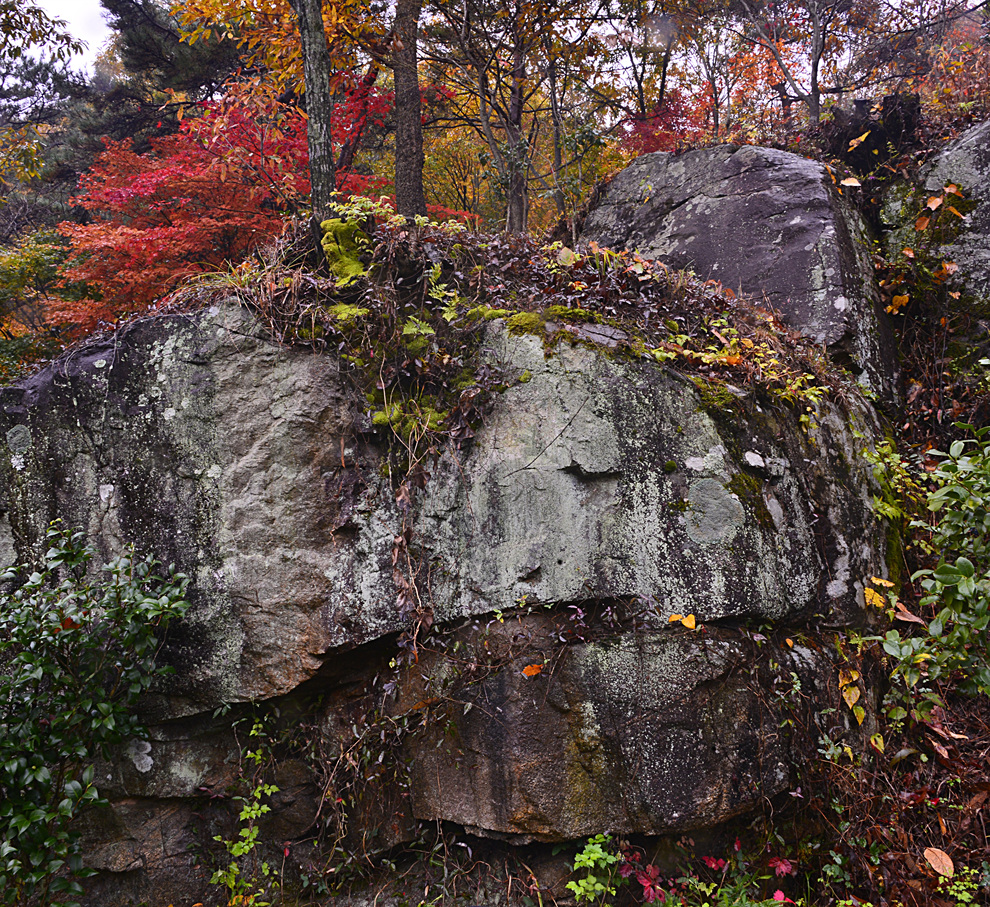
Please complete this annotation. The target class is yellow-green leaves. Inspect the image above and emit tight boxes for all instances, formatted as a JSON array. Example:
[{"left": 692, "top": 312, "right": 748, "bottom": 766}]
[{"left": 838, "top": 666, "right": 866, "bottom": 725}]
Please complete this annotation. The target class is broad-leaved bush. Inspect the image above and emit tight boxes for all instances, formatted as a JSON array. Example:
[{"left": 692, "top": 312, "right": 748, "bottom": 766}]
[
  {"left": 0, "top": 524, "right": 189, "bottom": 906},
  {"left": 881, "top": 425, "right": 990, "bottom": 719}
]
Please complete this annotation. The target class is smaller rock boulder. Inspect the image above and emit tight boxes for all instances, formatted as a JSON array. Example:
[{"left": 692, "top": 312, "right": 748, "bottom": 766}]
[{"left": 581, "top": 145, "right": 895, "bottom": 398}]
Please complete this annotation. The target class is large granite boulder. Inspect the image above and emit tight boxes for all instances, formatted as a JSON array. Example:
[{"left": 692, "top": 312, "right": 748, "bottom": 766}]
[
  {"left": 0, "top": 304, "right": 888, "bottom": 904},
  {"left": 581, "top": 145, "right": 895, "bottom": 398}
]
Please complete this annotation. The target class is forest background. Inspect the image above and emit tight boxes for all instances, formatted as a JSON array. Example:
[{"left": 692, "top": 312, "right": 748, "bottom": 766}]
[{"left": 0, "top": 0, "right": 988, "bottom": 365}]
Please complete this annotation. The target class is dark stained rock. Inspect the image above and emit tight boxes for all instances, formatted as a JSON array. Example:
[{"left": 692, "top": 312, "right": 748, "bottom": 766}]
[
  {"left": 402, "top": 616, "right": 835, "bottom": 841},
  {"left": 882, "top": 119, "right": 990, "bottom": 306},
  {"left": 580, "top": 145, "right": 896, "bottom": 399}
]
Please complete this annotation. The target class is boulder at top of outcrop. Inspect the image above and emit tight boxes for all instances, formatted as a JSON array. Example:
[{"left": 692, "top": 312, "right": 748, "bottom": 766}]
[
  {"left": 0, "top": 303, "right": 890, "bottom": 904},
  {"left": 581, "top": 144, "right": 895, "bottom": 399},
  {"left": 882, "top": 120, "right": 990, "bottom": 307}
]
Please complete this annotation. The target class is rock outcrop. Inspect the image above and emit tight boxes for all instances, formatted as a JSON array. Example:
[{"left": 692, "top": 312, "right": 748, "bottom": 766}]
[
  {"left": 0, "top": 300, "right": 889, "bottom": 905},
  {"left": 580, "top": 144, "right": 895, "bottom": 398}
]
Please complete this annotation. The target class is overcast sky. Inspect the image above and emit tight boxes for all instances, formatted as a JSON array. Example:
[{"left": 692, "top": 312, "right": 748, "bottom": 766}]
[{"left": 37, "top": 0, "right": 114, "bottom": 74}]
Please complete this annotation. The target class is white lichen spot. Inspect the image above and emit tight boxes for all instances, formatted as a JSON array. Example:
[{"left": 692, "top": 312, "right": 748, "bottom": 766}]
[
  {"left": 766, "top": 495, "right": 785, "bottom": 531},
  {"left": 833, "top": 296, "right": 849, "bottom": 312},
  {"left": 207, "top": 464, "right": 222, "bottom": 480},
  {"left": 94, "top": 359, "right": 107, "bottom": 369},
  {"left": 684, "top": 445, "right": 726, "bottom": 475},
  {"left": 744, "top": 451, "right": 765, "bottom": 469},
  {"left": 10, "top": 454, "right": 24, "bottom": 471},
  {"left": 826, "top": 551, "right": 851, "bottom": 599},
  {"left": 127, "top": 739, "right": 154, "bottom": 773},
  {"left": 163, "top": 407, "right": 177, "bottom": 421},
  {"left": 6, "top": 424, "right": 32, "bottom": 454},
  {"left": 99, "top": 484, "right": 115, "bottom": 506}
]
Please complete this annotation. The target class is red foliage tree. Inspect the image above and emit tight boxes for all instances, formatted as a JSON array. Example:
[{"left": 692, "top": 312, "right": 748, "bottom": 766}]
[
  {"left": 619, "top": 88, "right": 704, "bottom": 156},
  {"left": 55, "top": 80, "right": 390, "bottom": 334}
]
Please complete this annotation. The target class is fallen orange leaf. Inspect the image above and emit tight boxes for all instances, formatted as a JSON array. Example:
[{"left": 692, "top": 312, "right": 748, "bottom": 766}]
[
  {"left": 847, "top": 131, "right": 871, "bottom": 151},
  {"left": 923, "top": 847, "right": 953, "bottom": 877},
  {"left": 894, "top": 602, "right": 927, "bottom": 625},
  {"left": 522, "top": 664, "right": 543, "bottom": 677}
]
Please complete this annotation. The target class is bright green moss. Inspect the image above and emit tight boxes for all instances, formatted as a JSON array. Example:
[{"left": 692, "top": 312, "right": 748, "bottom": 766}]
[
  {"left": 690, "top": 376, "right": 740, "bottom": 413},
  {"left": 320, "top": 219, "right": 372, "bottom": 288},
  {"left": 507, "top": 312, "right": 546, "bottom": 335},
  {"left": 326, "top": 303, "right": 370, "bottom": 324}
]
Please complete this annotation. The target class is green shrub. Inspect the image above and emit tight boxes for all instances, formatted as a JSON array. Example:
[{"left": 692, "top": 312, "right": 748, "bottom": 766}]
[
  {"left": 879, "top": 425, "right": 990, "bottom": 719},
  {"left": 567, "top": 834, "right": 622, "bottom": 906},
  {"left": 0, "top": 524, "right": 189, "bottom": 906}
]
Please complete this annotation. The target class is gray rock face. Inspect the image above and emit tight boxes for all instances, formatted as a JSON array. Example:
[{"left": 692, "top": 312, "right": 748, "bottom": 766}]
[
  {"left": 581, "top": 144, "right": 895, "bottom": 398},
  {"left": 883, "top": 120, "right": 990, "bottom": 305},
  {"left": 0, "top": 304, "right": 887, "bottom": 903}
]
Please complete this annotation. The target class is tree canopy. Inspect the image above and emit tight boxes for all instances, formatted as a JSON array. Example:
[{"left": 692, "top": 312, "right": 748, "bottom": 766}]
[{"left": 0, "top": 0, "right": 984, "bottom": 348}]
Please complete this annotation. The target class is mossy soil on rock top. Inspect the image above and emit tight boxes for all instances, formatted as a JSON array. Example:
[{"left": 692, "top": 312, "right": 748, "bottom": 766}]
[{"left": 214, "top": 214, "right": 865, "bottom": 471}]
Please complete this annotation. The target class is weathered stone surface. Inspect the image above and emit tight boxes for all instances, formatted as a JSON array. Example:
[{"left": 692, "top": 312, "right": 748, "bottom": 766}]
[
  {"left": 1, "top": 304, "right": 364, "bottom": 713},
  {"left": 0, "top": 303, "right": 887, "bottom": 903},
  {"left": 580, "top": 144, "right": 895, "bottom": 397},
  {"left": 882, "top": 120, "right": 990, "bottom": 306}
]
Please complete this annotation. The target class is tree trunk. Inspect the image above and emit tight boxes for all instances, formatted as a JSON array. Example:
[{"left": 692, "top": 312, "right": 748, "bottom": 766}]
[
  {"left": 545, "top": 50, "right": 566, "bottom": 217},
  {"left": 392, "top": 0, "right": 427, "bottom": 217},
  {"left": 505, "top": 6, "right": 528, "bottom": 233},
  {"left": 710, "top": 78, "right": 720, "bottom": 137},
  {"left": 289, "top": 0, "right": 336, "bottom": 225}
]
